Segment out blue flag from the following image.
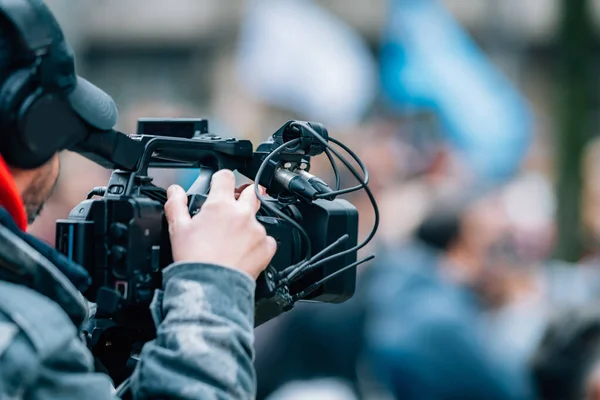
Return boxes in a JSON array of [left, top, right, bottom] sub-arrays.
[[381, 0, 533, 181]]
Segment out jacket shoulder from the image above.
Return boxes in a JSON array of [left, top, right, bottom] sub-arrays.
[[0, 282, 113, 399], [0, 281, 80, 359], [0, 281, 91, 396]]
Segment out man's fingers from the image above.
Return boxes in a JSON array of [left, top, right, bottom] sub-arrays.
[[165, 185, 190, 229], [238, 184, 261, 213], [208, 170, 236, 201], [244, 236, 278, 278], [265, 236, 277, 259]]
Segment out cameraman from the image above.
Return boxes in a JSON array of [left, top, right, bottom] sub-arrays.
[[0, 1, 276, 399]]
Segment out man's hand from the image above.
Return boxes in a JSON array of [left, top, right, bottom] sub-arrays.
[[164, 169, 277, 279]]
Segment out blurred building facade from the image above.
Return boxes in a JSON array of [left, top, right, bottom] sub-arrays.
[[41, 0, 574, 142]]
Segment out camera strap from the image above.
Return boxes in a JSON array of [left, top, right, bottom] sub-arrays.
[[0, 207, 91, 291]]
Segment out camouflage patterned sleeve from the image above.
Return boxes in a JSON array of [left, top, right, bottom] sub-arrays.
[[130, 262, 257, 400]]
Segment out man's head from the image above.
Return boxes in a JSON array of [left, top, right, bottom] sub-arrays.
[[415, 187, 507, 270], [415, 186, 518, 307], [0, 10, 58, 225], [0, 0, 117, 228]]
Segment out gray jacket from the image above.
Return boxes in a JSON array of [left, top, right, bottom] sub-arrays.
[[0, 223, 257, 399]]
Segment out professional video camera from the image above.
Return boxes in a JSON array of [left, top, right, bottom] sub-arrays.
[[55, 118, 378, 384]]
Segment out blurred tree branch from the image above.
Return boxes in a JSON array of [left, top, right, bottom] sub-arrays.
[[555, 0, 594, 261]]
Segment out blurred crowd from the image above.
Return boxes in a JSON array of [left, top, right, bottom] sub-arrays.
[[29, 0, 600, 399], [254, 128, 600, 400]]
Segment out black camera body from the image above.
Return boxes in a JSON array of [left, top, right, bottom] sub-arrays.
[[56, 119, 359, 332], [56, 187, 358, 323]]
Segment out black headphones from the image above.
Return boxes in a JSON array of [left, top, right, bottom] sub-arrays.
[[0, 0, 89, 169]]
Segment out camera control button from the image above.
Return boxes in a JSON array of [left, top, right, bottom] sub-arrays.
[[109, 246, 127, 262], [109, 223, 128, 242]]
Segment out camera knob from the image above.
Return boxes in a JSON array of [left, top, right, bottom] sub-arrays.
[[109, 223, 128, 242], [109, 245, 128, 279]]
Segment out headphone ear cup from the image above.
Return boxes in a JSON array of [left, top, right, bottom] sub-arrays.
[[0, 68, 35, 125], [0, 68, 43, 168], [0, 68, 85, 169], [19, 93, 87, 168]]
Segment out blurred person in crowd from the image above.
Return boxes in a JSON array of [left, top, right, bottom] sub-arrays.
[[365, 185, 535, 400], [0, 2, 276, 399], [483, 173, 600, 369], [366, 170, 600, 400], [531, 303, 600, 400], [525, 137, 600, 400]]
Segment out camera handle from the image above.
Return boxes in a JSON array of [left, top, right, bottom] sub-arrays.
[[186, 167, 213, 216]]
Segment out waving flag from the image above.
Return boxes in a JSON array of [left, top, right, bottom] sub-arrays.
[[381, 0, 533, 181]]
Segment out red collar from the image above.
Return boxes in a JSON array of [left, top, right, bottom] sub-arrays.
[[0, 155, 27, 231]]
